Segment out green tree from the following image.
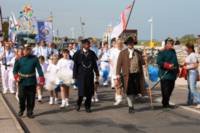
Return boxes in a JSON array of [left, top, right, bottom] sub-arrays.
[[180, 34, 197, 45]]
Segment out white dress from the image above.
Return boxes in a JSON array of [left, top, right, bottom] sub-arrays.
[[45, 64, 59, 91], [57, 58, 74, 85]]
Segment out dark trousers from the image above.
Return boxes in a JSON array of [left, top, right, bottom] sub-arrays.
[[160, 79, 175, 106], [18, 84, 36, 114], [127, 73, 141, 95], [77, 96, 92, 109]]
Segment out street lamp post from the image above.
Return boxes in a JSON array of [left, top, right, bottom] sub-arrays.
[[80, 17, 85, 37], [148, 17, 153, 46]]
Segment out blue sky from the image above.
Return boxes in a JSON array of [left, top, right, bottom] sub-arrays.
[[1, 0, 200, 40]]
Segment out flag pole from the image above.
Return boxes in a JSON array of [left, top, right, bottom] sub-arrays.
[[125, 0, 136, 30], [0, 6, 3, 40]]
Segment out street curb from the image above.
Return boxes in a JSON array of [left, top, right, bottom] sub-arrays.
[[154, 97, 200, 115], [0, 93, 24, 133], [178, 105, 200, 115]]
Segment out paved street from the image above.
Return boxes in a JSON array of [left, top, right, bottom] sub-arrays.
[[2, 81, 200, 133]]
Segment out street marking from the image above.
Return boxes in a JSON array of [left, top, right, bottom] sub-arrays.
[[154, 97, 200, 115]]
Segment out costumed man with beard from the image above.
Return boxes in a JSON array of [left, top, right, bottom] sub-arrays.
[[13, 44, 45, 118], [116, 37, 146, 113], [157, 38, 179, 108], [73, 39, 99, 113]]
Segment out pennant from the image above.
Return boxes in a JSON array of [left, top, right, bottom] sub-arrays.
[[111, 1, 135, 39]]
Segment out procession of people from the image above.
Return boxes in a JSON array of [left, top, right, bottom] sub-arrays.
[[1, 35, 200, 119]]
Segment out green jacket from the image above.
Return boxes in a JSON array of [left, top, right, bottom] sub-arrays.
[[13, 55, 44, 86], [156, 49, 179, 80]]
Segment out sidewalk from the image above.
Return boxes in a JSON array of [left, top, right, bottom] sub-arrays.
[[155, 78, 200, 114], [0, 93, 24, 133]]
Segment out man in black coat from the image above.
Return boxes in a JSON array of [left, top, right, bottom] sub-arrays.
[[73, 39, 99, 113]]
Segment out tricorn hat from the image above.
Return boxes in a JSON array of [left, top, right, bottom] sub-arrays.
[[124, 36, 135, 45]]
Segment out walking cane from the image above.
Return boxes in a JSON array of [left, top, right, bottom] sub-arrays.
[[147, 70, 169, 109]]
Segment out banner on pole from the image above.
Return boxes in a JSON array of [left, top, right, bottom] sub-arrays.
[[37, 21, 53, 43]]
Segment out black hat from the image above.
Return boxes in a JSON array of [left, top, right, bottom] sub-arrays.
[[81, 39, 90, 45], [124, 36, 134, 45]]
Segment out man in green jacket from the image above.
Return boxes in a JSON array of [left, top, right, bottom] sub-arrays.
[[13, 44, 45, 118], [157, 38, 179, 108]]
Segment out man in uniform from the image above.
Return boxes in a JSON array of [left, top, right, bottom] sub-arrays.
[[116, 37, 146, 113], [157, 38, 179, 108], [73, 39, 99, 113], [13, 44, 45, 118]]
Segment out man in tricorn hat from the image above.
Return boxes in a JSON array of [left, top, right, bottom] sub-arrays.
[[157, 37, 179, 108], [73, 39, 99, 113], [13, 44, 45, 118], [116, 36, 146, 113]]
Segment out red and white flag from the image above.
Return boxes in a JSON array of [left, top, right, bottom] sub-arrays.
[[111, 3, 134, 39]]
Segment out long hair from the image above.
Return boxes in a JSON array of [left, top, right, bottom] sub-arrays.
[[186, 43, 195, 52]]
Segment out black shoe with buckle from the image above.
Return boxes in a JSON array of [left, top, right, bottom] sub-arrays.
[[76, 106, 81, 112], [129, 107, 135, 114], [18, 111, 24, 117], [27, 112, 34, 119], [85, 107, 92, 113]]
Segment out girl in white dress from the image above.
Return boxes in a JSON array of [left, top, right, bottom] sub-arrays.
[[57, 49, 74, 108], [45, 55, 59, 105]]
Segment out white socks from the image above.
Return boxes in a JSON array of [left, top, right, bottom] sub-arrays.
[[60, 98, 69, 108], [127, 95, 134, 107], [114, 94, 122, 106]]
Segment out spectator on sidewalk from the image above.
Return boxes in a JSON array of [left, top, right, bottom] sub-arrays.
[[183, 43, 200, 108]]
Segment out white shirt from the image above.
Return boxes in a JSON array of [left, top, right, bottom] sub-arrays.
[[48, 48, 59, 56], [0, 49, 15, 66], [38, 46, 49, 60], [109, 48, 121, 76], [40, 63, 48, 73], [128, 48, 134, 59], [36, 63, 48, 78], [69, 50, 75, 58], [185, 52, 198, 70], [99, 49, 110, 62]]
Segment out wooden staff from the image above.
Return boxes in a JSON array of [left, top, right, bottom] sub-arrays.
[[143, 47, 154, 109]]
